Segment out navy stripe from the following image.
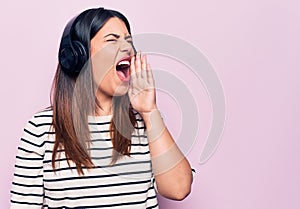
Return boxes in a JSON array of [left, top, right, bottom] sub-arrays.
[[11, 200, 42, 206], [130, 151, 150, 155], [44, 179, 151, 191], [45, 149, 60, 154], [89, 147, 113, 151], [16, 155, 43, 161], [12, 182, 43, 188], [88, 121, 111, 125], [44, 160, 151, 172], [132, 134, 147, 138], [20, 137, 45, 147], [91, 155, 112, 160], [34, 114, 53, 118], [28, 121, 52, 127], [45, 194, 157, 208], [15, 164, 43, 170], [91, 138, 111, 142], [44, 152, 112, 160], [131, 143, 149, 147], [134, 126, 146, 130], [147, 203, 159, 209], [24, 129, 54, 138], [11, 190, 43, 197], [90, 130, 110, 133], [44, 169, 152, 182], [14, 173, 43, 178], [17, 147, 43, 156], [44, 185, 154, 201]]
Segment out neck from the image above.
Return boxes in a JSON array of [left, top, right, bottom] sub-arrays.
[[95, 90, 113, 116]]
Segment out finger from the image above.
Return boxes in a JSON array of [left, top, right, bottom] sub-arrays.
[[141, 54, 147, 79], [146, 63, 155, 86], [130, 55, 136, 79], [135, 51, 142, 77], [128, 84, 133, 97]]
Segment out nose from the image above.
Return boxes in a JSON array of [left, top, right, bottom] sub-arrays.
[[119, 39, 134, 55]]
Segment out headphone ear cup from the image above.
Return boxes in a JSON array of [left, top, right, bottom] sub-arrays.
[[58, 45, 75, 74], [72, 40, 88, 73], [59, 40, 88, 74]]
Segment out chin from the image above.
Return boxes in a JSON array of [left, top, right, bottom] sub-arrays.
[[113, 84, 129, 96]]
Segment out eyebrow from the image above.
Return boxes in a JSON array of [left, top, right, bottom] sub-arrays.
[[104, 33, 132, 39]]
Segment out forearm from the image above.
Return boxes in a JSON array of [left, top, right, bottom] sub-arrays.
[[142, 109, 193, 200]]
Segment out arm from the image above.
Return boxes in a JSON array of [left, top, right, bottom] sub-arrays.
[[11, 116, 45, 209], [129, 52, 193, 200], [142, 109, 193, 200]]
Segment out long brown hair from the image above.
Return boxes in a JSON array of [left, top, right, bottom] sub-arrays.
[[51, 8, 136, 175]]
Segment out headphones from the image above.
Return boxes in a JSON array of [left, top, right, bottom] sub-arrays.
[[58, 8, 135, 74], [58, 8, 105, 74], [58, 13, 87, 74]]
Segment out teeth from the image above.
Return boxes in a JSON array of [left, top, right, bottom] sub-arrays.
[[117, 60, 130, 66]]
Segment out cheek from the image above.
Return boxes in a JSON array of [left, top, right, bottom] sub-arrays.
[[98, 69, 129, 96], [91, 46, 118, 85], [98, 70, 115, 91], [91, 45, 129, 96]]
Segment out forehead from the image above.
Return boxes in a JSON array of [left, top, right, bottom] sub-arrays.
[[97, 17, 129, 37]]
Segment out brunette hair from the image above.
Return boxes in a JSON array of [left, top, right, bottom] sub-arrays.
[[50, 7, 136, 175]]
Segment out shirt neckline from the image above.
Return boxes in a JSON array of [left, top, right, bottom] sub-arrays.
[[88, 114, 113, 123]]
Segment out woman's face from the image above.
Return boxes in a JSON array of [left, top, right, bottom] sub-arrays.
[[90, 17, 134, 98]]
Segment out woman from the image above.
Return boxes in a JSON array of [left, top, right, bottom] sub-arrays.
[[11, 7, 193, 208]]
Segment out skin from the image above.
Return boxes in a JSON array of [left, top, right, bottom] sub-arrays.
[[90, 17, 134, 114], [90, 17, 193, 200]]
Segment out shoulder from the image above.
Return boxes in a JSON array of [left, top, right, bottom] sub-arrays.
[[18, 107, 54, 156], [29, 107, 53, 124], [23, 107, 54, 139], [33, 106, 53, 118]]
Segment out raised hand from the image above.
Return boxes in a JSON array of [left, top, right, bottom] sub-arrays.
[[128, 51, 157, 116], [128, 53, 193, 201]]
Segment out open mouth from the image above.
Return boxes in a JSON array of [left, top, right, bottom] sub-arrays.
[[116, 57, 131, 81]]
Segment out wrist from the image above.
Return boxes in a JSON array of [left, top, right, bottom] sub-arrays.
[[140, 106, 159, 123], [142, 108, 165, 143]]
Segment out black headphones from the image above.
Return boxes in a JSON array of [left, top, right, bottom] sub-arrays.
[[58, 8, 134, 74], [58, 8, 105, 74], [58, 14, 88, 74]]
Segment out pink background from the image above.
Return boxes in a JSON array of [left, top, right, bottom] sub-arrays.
[[1, 0, 300, 208]]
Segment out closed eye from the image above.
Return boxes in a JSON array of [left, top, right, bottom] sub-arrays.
[[106, 39, 117, 42]]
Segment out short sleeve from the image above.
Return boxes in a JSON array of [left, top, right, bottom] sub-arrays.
[[10, 115, 48, 209]]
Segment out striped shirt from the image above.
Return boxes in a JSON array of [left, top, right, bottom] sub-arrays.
[[11, 108, 158, 209]]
